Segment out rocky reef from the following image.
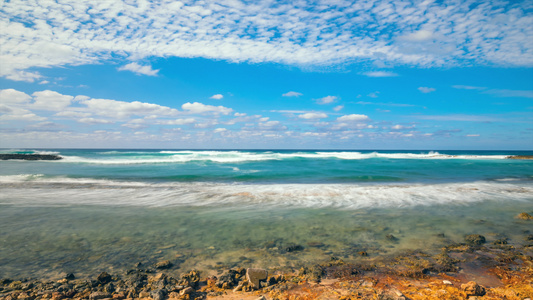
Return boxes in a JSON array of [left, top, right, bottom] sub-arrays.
[[1, 234, 532, 300], [0, 154, 62, 160], [507, 155, 533, 160]]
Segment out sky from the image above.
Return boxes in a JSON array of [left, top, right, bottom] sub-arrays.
[[0, 0, 532, 150]]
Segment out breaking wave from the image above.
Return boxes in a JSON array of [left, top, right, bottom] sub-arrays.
[[1, 175, 531, 209], [53, 150, 511, 165]]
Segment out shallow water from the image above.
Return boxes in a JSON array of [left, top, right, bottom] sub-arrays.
[[1, 199, 532, 280], [0, 149, 532, 280]]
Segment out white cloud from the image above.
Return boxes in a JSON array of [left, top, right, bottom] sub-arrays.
[[367, 92, 379, 98], [0, 112, 47, 122], [484, 89, 533, 99], [452, 85, 533, 98], [316, 96, 337, 105], [234, 113, 246, 117], [160, 118, 196, 125], [78, 118, 113, 124], [452, 85, 486, 90], [298, 112, 328, 120], [418, 87, 436, 93], [210, 94, 224, 100], [2, 0, 531, 82], [214, 128, 227, 133], [182, 102, 232, 115], [415, 114, 501, 122], [282, 91, 303, 97], [55, 111, 92, 118], [399, 30, 434, 42], [0, 89, 32, 104], [117, 62, 159, 76], [82, 98, 179, 118], [391, 124, 415, 130], [333, 105, 344, 112], [122, 119, 147, 129], [337, 114, 370, 122], [466, 134, 480, 137], [4, 70, 42, 83], [32, 90, 74, 111], [362, 71, 399, 78]]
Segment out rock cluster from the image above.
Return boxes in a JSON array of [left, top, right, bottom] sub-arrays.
[[0, 154, 62, 160], [0, 268, 204, 300]]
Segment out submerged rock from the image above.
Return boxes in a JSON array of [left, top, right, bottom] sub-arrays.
[[154, 260, 173, 269], [285, 244, 304, 252], [516, 212, 533, 220], [386, 234, 399, 241], [465, 234, 486, 245]]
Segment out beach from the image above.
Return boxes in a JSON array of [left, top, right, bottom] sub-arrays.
[[0, 149, 532, 299]]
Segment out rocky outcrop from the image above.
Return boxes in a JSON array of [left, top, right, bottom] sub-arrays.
[[246, 268, 268, 289], [0, 154, 62, 160], [507, 155, 533, 159], [461, 281, 486, 297], [465, 234, 486, 245], [516, 212, 533, 220]]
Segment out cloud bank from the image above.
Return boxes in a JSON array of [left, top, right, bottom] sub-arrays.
[[1, 0, 532, 81]]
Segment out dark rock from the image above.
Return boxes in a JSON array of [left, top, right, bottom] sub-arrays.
[[64, 273, 75, 280], [126, 272, 147, 289], [526, 235, 533, 241], [461, 281, 486, 297], [103, 282, 115, 293], [0, 154, 62, 160], [307, 241, 325, 248], [154, 260, 173, 269], [216, 270, 237, 289], [493, 238, 508, 245], [151, 288, 167, 300], [285, 244, 304, 252], [180, 270, 200, 288], [386, 234, 398, 241], [96, 272, 112, 284], [465, 234, 486, 245]]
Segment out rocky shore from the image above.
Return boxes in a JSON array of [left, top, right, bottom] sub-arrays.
[[2, 224, 532, 300], [0, 154, 62, 160], [507, 155, 533, 160]]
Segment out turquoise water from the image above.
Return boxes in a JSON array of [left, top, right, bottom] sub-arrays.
[[0, 149, 532, 279]]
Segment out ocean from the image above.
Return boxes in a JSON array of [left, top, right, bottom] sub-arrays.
[[1, 149, 532, 280]]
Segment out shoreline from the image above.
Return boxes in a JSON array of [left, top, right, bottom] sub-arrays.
[[2, 230, 532, 300]]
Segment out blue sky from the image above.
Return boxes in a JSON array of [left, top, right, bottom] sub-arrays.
[[0, 0, 532, 149]]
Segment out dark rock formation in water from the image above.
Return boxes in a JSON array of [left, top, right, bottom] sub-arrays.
[[507, 155, 533, 159], [0, 154, 62, 160]]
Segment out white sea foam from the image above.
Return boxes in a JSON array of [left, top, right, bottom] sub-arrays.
[[1, 175, 531, 209], [0, 149, 60, 155], [52, 151, 511, 165]]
